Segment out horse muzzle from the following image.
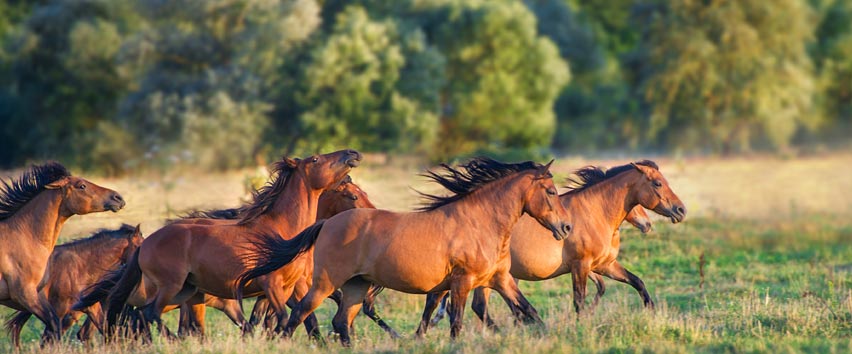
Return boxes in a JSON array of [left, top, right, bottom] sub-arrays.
[[668, 204, 686, 223], [344, 149, 363, 167], [550, 222, 572, 241], [106, 193, 126, 212]]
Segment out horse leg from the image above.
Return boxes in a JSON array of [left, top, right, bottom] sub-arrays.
[[590, 272, 606, 310], [291, 277, 320, 339], [598, 260, 654, 309], [263, 281, 296, 337], [144, 282, 189, 340], [490, 273, 542, 326], [8, 312, 32, 347], [415, 290, 447, 337], [280, 278, 337, 339], [248, 296, 269, 330], [428, 293, 448, 328], [215, 298, 248, 331], [13, 285, 61, 344], [332, 277, 371, 347], [358, 285, 399, 339], [81, 302, 105, 338], [77, 316, 96, 342], [448, 276, 475, 339], [570, 261, 592, 315], [471, 287, 499, 330]]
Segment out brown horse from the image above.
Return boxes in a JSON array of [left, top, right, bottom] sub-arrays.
[[102, 150, 360, 338], [0, 162, 125, 344], [5, 224, 143, 345], [445, 161, 685, 328], [424, 204, 653, 329], [174, 176, 388, 336], [237, 157, 573, 346]]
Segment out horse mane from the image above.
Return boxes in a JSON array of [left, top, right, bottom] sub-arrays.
[[237, 159, 297, 225], [562, 160, 659, 195], [0, 161, 71, 221], [166, 207, 243, 224], [417, 157, 541, 211], [57, 224, 138, 252]]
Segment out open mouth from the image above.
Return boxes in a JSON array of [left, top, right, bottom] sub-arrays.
[[107, 203, 123, 212]]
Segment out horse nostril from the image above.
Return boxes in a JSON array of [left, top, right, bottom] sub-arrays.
[[676, 205, 686, 215], [562, 223, 571, 234], [113, 194, 124, 203]]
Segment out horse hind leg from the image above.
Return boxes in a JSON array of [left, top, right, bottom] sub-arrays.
[[332, 277, 371, 347], [361, 285, 400, 339], [471, 287, 499, 330], [291, 277, 320, 340]]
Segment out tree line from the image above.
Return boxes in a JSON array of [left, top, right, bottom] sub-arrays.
[[1, 0, 849, 174]]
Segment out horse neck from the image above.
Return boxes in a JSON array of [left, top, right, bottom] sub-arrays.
[[260, 172, 322, 236], [4, 190, 68, 250], [570, 171, 639, 231], [73, 238, 128, 273], [439, 175, 527, 242]]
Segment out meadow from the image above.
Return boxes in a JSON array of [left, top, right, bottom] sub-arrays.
[[2, 153, 851, 353]]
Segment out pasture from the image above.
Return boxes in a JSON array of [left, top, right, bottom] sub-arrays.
[[2, 153, 851, 353]]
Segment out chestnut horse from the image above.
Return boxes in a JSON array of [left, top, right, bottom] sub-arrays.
[[102, 150, 360, 338], [425, 204, 653, 329], [0, 162, 125, 344], [441, 161, 685, 329], [5, 224, 142, 345], [237, 157, 573, 346]]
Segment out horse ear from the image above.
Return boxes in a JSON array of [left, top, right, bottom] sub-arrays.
[[536, 160, 554, 179], [134, 224, 142, 234], [44, 178, 68, 190], [631, 162, 653, 178], [282, 157, 299, 168]]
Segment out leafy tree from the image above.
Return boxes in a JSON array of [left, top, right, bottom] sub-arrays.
[[634, 0, 817, 153], [431, 0, 570, 159]]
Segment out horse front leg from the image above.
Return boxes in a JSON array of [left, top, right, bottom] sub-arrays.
[[416, 290, 447, 337], [490, 272, 542, 326], [361, 285, 400, 339], [471, 286, 499, 330], [570, 261, 592, 315], [589, 272, 606, 310], [597, 260, 654, 309], [448, 275, 475, 339]]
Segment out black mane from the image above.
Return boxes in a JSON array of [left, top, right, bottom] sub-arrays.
[[0, 162, 71, 221], [417, 157, 541, 211], [563, 160, 659, 195], [237, 159, 297, 225], [57, 224, 138, 251]]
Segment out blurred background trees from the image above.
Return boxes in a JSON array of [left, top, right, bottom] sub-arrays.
[[0, 0, 848, 174]]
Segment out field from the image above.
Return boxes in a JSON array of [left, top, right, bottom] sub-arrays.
[[2, 153, 852, 353]]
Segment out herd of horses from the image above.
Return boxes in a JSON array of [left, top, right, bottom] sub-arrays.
[[0, 149, 686, 348]]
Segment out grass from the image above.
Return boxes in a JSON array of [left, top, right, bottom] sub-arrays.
[[2, 154, 852, 353]]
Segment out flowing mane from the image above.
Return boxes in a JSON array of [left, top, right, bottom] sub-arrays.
[[237, 159, 297, 225], [417, 157, 541, 211], [0, 162, 71, 221], [57, 224, 138, 252], [562, 160, 659, 195]]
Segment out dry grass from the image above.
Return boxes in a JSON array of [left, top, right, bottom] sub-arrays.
[[2, 153, 852, 353]]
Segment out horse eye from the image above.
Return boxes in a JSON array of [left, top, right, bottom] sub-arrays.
[[77, 183, 87, 190], [546, 188, 557, 195], [350, 195, 358, 201], [653, 180, 662, 188], [312, 157, 319, 163]]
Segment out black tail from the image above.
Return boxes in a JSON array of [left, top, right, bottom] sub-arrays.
[[105, 248, 143, 333], [235, 220, 326, 306], [73, 265, 127, 312], [4, 311, 32, 347]]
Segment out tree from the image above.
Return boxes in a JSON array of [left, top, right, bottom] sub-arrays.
[[431, 1, 570, 159], [634, 0, 817, 153]]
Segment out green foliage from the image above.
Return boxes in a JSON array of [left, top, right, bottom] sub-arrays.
[[635, 0, 818, 153]]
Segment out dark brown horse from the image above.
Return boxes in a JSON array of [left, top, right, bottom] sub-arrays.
[[0, 162, 125, 344], [5, 224, 143, 345], [424, 204, 653, 328], [237, 157, 573, 346], [102, 150, 360, 338], [428, 161, 685, 329]]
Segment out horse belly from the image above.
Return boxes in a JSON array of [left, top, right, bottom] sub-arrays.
[[364, 245, 450, 294], [509, 224, 566, 281]]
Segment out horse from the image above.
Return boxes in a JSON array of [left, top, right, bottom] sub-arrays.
[[424, 204, 653, 329], [174, 176, 396, 337], [424, 161, 685, 330], [101, 150, 360, 339], [236, 157, 573, 346], [4, 224, 143, 346], [0, 162, 125, 344]]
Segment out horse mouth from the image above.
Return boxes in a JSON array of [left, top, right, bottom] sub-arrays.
[[346, 159, 361, 167], [106, 203, 124, 212]]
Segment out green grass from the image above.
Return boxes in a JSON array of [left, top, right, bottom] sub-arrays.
[[3, 214, 851, 353]]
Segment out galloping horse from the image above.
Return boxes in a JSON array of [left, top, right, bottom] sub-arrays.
[[424, 204, 653, 329], [434, 161, 685, 328], [5, 224, 142, 345], [0, 162, 125, 344], [103, 150, 360, 338], [237, 157, 573, 346]]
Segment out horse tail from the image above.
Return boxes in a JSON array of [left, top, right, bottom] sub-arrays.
[[105, 248, 143, 332], [235, 220, 326, 307], [73, 265, 127, 312], [5, 311, 32, 347]]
